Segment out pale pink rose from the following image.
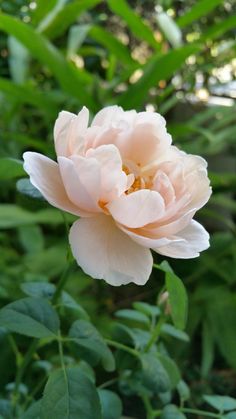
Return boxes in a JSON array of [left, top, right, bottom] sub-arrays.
[[23, 106, 211, 286]]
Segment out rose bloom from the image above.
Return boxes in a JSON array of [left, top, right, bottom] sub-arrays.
[[23, 106, 211, 286]]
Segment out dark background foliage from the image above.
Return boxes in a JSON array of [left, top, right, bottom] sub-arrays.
[[0, 0, 236, 418]]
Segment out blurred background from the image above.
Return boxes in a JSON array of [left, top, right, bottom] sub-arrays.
[[0, 0, 236, 414]]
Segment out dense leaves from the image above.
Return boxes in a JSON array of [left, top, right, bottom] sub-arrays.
[[0, 0, 235, 418]]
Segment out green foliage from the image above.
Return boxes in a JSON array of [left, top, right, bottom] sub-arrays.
[[41, 367, 102, 419], [0, 297, 60, 338], [0, 0, 236, 417]]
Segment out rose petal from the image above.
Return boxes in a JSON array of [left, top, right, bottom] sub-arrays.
[[69, 215, 153, 286], [23, 152, 88, 217], [153, 220, 210, 258], [86, 144, 128, 202], [58, 156, 101, 213], [107, 189, 165, 228], [54, 107, 89, 156], [91, 105, 123, 127]]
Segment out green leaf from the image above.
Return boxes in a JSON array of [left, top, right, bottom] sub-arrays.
[[16, 178, 44, 200], [0, 78, 57, 114], [112, 322, 150, 349], [140, 353, 171, 394], [161, 404, 187, 419], [0, 204, 75, 229], [0, 13, 94, 108], [177, 380, 191, 402], [21, 282, 56, 299], [22, 400, 41, 419], [177, 0, 224, 28], [161, 324, 189, 342], [60, 292, 89, 320], [8, 36, 29, 84], [165, 271, 188, 330], [67, 24, 91, 59], [0, 399, 12, 419], [132, 302, 161, 318], [201, 321, 214, 377], [69, 320, 115, 372], [37, 0, 67, 33], [30, 0, 57, 25], [0, 297, 60, 338], [155, 260, 174, 274], [77, 361, 95, 383], [118, 44, 200, 109], [114, 309, 150, 326], [157, 354, 181, 389], [24, 246, 67, 278], [42, 0, 101, 40], [89, 26, 138, 68], [107, 0, 158, 50], [41, 367, 102, 419], [203, 395, 236, 412], [18, 225, 44, 253], [224, 413, 236, 419], [156, 12, 182, 48], [98, 390, 122, 419], [201, 16, 236, 42], [0, 158, 25, 180]]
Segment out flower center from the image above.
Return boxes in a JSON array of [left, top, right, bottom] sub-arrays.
[[123, 164, 152, 194]]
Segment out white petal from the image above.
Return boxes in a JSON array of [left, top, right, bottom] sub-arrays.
[[153, 220, 210, 259], [54, 110, 76, 156], [69, 215, 153, 286], [54, 107, 89, 156], [107, 189, 165, 228], [23, 152, 88, 217], [91, 106, 123, 127], [86, 144, 127, 201], [58, 156, 101, 213]]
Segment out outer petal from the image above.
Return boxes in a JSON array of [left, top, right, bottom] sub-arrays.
[[54, 107, 89, 156], [107, 190, 165, 228], [153, 220, 210, 259], [58, 156, 101, 213], [23, 152, 88, 217], [69, 215, 153, 286]]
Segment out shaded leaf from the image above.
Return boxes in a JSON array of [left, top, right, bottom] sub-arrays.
[[161, 324, 189, 342], [98, 389, 122, 419], [161, 404, 187, 419], [41, 367, 102, 419], [0, 158, 25, 180], [21, 400, 41, 419], [115, 309, 150, 326], [0, 297, 59, 338], [140, 353, 171, 394], [203, 395, 236, 412], [165, 271, 188, 330], [16, 178, 44, 200], [133, 302, 161, 318], [21, 282, 56, 300], [69, 320, 115, 372]]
